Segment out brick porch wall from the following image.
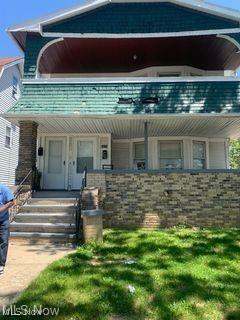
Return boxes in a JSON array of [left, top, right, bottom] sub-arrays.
[[88, 171, 240, 228], [15, 121, 38, 185]]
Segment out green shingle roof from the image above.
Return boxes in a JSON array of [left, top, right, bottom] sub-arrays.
[[43, 3, 238, 34], [8, 81, 240, 116]]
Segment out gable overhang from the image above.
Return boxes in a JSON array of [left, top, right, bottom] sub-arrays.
[[7, 0, 240, 51]]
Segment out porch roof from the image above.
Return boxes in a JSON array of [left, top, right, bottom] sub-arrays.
[[8, 78, 240, 115], [4, 115, 240, 139]]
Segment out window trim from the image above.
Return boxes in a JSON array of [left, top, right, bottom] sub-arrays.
[[159, 140, 183, 169]]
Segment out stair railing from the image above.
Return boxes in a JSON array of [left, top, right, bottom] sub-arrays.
[[10, 168, 36, 222], [75, 166, 87, 242]]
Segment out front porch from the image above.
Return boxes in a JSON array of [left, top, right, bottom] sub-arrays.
[[9, 114, 239, 190]]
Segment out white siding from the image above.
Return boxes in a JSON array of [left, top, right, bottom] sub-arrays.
[[209, 141, 227, 169], [0, 63, 22, 185]]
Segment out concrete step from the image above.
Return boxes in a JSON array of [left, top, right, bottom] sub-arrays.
[[11, 222, 76, 234], [32, 191, 79, 199], [28, 198, 77, 206], [14, 212, 75, 224], [20, 204, 76, 214], [10, 232, 76, 244]]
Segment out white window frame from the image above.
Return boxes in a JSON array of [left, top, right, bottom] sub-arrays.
[[159, 140, 183, 169], [5, 126, 12, 148]]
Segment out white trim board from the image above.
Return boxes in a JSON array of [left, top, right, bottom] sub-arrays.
[[4, 113, 240, 121], [40, 28, 240, 39], [23, 76, 240, 84]]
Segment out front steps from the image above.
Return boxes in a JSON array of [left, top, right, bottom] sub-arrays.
[[10, 196, 77, 243]]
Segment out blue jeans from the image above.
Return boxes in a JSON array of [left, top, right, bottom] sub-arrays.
[[0, 220, 10, 266]]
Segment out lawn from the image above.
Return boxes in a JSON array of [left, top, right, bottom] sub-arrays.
[[6, 229, 240, 320]]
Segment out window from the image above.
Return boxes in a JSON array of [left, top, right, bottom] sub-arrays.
[[134, 142, 145, 170], [157, 73, 180, 77], [5, 127, 11, 148], [76, 141, 94, 173], [193, 141, 206, 169], [159, 141, 183, 169], [12, 76, 18, 99], [48, 140, 63, 174]]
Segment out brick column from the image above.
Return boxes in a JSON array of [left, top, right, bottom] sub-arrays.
[[16, 121, 38, 185]]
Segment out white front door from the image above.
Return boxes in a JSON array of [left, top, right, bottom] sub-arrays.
[[44, 137, 66, 189], [72, 138, 97, 189]]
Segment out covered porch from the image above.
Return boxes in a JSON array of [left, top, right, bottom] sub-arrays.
[[7, 114, 240, 191]]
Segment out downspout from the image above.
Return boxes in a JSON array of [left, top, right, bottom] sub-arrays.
[[144, 121, 149, 170]]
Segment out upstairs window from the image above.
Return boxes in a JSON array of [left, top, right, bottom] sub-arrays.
[[12, 76, 18, 99], [159, 141, 183, 169], [5, 126, 11, 148], [193, 141, 206, 169], [157, 73, 181, 77]]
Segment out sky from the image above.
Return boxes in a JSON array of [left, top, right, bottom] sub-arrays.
[[0, 0, 240, 57]]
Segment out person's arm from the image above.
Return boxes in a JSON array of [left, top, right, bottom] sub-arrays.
[[0, 201, 14, 213]]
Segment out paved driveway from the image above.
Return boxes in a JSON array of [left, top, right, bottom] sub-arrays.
[[0, 241, 74, 309]]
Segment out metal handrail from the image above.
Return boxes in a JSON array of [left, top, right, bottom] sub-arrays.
[[10, 169, 36, 222], [14, 169, 33, 198], [76, 166, 87, 242]]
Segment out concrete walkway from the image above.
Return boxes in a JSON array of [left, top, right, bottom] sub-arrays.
[[0, 241, 75, 309]]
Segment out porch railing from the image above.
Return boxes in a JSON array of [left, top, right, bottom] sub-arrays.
[[75, 166, 87, 242], [10, 169, 37, 222]]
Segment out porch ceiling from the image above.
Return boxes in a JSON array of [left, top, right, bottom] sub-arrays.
[[7, 115, 240, 139], [39, 36, 240, 74]]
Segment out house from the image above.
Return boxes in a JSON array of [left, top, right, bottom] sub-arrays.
[[5, 0, 240, 230], [0, 58, 23, 185]]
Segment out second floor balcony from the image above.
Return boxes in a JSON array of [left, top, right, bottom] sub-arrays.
[[33, 35, 240, 79]]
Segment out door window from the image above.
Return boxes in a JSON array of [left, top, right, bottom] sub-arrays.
[[48, 140, 63, 174], [76, 141, 94, 173]]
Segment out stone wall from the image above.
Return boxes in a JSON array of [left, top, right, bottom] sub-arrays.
[[88, 171, 240, 228]]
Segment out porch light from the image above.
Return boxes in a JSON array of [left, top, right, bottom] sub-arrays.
[[133, 54, 138, 61]]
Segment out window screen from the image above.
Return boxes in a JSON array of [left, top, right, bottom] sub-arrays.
[[48, 140, 63, 174], [5, 127, 11, 148], [159, 141, 183, 169], [76, 141, 94, 173], [12, 76, 18, 99], [193, 141, 206, 169], [134, 143, 145, 160]]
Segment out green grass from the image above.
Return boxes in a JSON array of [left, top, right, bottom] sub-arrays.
[[5, 229, 240, 320]]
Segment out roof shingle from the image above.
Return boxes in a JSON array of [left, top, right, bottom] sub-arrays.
[[8, 81, 240, 116]]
